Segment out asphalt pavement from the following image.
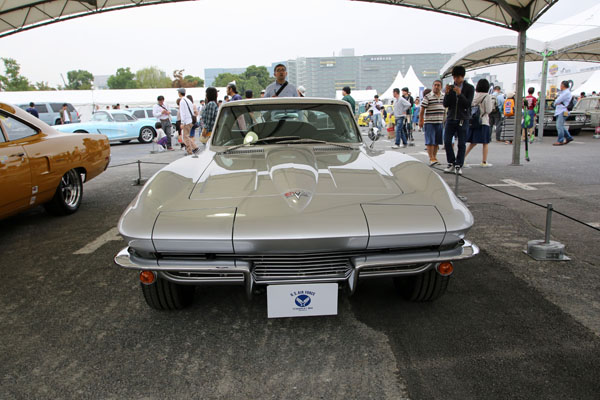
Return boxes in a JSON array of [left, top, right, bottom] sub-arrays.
[[1, 131, 599, 399]]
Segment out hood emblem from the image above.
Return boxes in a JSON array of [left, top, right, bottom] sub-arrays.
[[284, 190, 310, 200]]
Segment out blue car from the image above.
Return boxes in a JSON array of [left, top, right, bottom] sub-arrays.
[[55, 110, 156, 143], [127, 107, 178, 126]]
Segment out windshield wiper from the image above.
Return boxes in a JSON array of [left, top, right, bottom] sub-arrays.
[[218, 136, 301, 155], [274, 138, 355, 150]]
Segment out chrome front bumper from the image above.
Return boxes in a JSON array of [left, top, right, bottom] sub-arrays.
[[114, 240, 479, 297]]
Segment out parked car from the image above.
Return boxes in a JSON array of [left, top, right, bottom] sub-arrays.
[[114, 98, 478, 313], [357, 104, 395, 127], [127, 107, 178, 124], [55, 110, 156, 143], [536, 98, 587, 135], [17, 102, 81, 126], [0, 102, 110, 219], [573, 96, 600, 129]]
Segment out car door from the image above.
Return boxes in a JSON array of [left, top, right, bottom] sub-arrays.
[[90, 111, 125, 140], [0, 112, 33, 218], [112, 112, 137, 139]]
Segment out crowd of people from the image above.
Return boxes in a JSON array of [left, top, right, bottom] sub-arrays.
[[23, 62, 593, 165]]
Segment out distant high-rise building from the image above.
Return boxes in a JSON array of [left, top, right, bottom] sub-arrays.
[[287, 51, 453, 98]]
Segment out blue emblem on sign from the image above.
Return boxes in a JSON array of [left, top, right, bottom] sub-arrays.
[[295, 294, 311, 307]]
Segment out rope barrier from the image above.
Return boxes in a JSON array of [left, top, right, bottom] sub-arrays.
[[432, 166, 600, 233]]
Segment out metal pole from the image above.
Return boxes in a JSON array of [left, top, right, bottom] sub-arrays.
[[544, 203, 553, 244], [454, 167, 460, 196], [511, 29, 527, 166], [137, 160, 141, 185], [538, 52, 549, 141]]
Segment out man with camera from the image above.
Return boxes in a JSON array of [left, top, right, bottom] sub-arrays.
[[443, 65, 475, 175]]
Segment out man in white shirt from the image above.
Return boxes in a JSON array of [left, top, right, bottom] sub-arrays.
[[391, 89, 411, 149], [370, 95, 383, 130], [264, 64, 298, 98], [152, 95, 174, 150], [177, 88, 199, 155]]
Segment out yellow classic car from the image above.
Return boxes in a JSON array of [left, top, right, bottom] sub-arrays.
[[0, 102, 110, 219], [357, 104, 395, 127]]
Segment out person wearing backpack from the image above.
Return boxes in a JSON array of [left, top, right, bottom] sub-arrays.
[[552, 80, 574, 146], [466, 79, 495, 167]]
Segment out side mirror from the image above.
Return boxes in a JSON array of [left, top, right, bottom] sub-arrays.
[[368, 126, 381, 142]]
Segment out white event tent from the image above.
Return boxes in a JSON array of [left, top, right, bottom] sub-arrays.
[[335, 89, 377, 103], [574, 70, 600, 94], [440, 5, 600, 143], [380, 70, 405, 100]]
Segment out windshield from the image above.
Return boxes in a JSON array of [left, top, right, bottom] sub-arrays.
[[212, 103, 361, 146]]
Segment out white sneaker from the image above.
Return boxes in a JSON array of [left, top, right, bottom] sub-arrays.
[[443, 164, 454, 173], [391, 145, 400, 149], [480, 162, 492, 167], [456, 167, 463, 175], [401, 144, 407, 148]]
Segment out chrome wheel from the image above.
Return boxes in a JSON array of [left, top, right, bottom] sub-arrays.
[[139, 127, 154, 143], [60, 169, 82, 208], [44, 168, 83, 215]]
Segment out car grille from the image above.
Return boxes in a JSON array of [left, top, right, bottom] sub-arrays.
[[247, 253, 352, 282]]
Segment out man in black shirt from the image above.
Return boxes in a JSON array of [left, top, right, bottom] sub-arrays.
[[443, 66, 474, 175]]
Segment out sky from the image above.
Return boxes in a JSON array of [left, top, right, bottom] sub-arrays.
[[1, 0, 599, 88]]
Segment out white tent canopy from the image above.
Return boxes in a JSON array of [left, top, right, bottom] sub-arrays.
[[380, 70, 405, 99], [0, 1, 558, 38], [402, 66, 425, 97], [440, 4, 600, 77], [335, 89, 377, 103], [574, 70, 600, 94]]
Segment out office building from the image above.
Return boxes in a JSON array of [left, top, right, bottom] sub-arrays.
[[287, 51, 453, 98]]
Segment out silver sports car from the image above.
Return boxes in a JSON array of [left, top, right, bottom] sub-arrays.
[[115, 98, 478, 315]]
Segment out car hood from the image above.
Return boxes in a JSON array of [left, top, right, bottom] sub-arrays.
[[119, 145, 473, 254], [190, 146, 403, 206]]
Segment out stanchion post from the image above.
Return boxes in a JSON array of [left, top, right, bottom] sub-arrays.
[[544, 203, 553, 244]]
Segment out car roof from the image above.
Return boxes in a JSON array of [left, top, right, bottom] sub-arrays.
[[220, 97, 351, 108]]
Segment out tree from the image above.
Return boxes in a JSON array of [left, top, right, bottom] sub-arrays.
[[135, 66, 171, 88], [171, 69, 204, 88], [35, 81, 56, 91], [107, 67, 138, 89], [212, 66, 274, 97], [0, 58, 33, 91], [65, 69, 94, 90]]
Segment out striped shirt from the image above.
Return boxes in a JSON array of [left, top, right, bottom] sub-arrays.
[[421, 92, 445, 124]]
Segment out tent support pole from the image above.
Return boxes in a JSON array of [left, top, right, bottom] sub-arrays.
[[538, 53, 549, 142], [512, 28, 526, 166]]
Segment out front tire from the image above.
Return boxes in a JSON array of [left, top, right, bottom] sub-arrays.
[[141, 278, 195, 310], [138, 126, 155, 143], [394, 268, 450, 302], [44, 169, 83, 216]]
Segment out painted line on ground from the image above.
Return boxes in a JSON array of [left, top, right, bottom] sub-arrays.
[[487, 179, 555, 191], [74, 227, 121, 254]]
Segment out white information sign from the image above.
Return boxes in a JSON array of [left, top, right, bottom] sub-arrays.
[[267, 283, 338, 318]]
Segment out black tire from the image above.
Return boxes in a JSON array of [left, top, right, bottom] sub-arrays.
[[570, 129, 581, 136], [74, 130, 88, 133], [120, 140, 132, 143], [138, 126, 155, 143], [44, 169, 83, 216], [141, 278, 195, 310], [393, 268, 450, 302]]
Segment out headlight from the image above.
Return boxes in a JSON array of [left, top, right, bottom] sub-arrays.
[[544, 117, 554, 123], [575, 115, 585, 122]]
